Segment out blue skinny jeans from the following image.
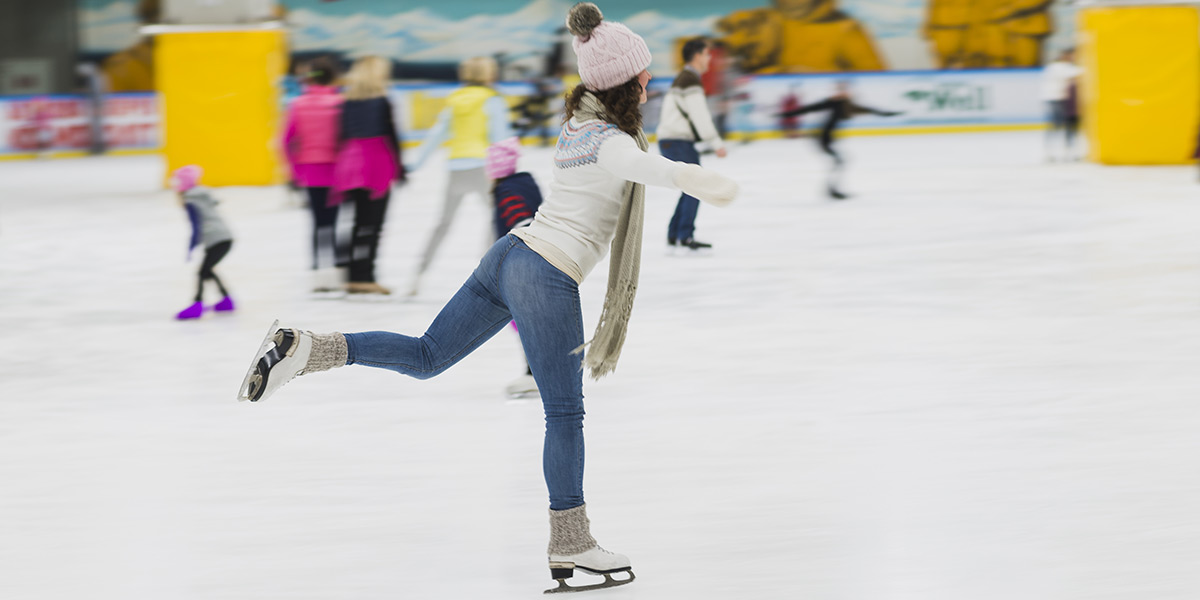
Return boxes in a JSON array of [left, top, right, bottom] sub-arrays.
[[343, 235, 586, 510]]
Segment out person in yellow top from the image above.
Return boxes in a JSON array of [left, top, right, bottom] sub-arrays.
[[406, 56, 513, 296], [717, 0, 886, 73]]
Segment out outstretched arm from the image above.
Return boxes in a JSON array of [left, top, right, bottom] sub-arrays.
[[778, 98, 839, 118], [184, 202, 201, 257], [407, 107, 451, 172], [486, 95, 513, 144], [849, 102, 902, 117], [596, 135, 738, 206]]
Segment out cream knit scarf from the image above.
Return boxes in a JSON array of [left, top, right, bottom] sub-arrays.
[[573, 91, 647, 379]]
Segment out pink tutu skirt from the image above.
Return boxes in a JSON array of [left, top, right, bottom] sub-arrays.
[[332, 137, 398, 204]]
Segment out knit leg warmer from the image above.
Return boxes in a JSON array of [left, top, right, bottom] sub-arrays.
[[302, 332, 347, 374], [548, 504, 598, 556]]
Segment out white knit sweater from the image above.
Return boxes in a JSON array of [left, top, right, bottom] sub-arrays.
[[512, 117, 736, 283]]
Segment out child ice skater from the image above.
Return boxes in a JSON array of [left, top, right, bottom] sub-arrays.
[[485, 136, 545, 399], [236, 3, 737, 593], [174, 165, 234, 320]]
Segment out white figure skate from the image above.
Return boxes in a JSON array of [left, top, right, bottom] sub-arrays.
[[236, 320, 313, 402], [505, 373, 539, 399], [545, 546, 634, 594]]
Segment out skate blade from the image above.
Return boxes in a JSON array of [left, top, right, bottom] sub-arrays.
[[237, 319, 280, 402], [544, 570, 634, 594], [507, 390, 540, 400], [343, 293, 400, 303], [309, 290, 347, 300]]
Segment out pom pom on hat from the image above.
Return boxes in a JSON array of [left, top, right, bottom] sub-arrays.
[[171, 165, 202, 192], [567, 2, 652, 91], [566, 2, 603, 40], [485, 137, 521, 180]]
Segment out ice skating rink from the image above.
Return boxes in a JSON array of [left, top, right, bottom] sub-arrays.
[[2, 131, 1199, 599]]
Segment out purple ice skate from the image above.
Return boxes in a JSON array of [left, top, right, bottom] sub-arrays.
[[175, 301, 204, 320], [212, 296, 235, 313]]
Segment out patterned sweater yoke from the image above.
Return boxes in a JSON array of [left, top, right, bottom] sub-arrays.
[[554, 119, 623, 169]]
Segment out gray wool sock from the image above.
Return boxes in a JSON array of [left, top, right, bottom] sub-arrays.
[[302, 332, 347, 374], [548, 504, 598, 556]]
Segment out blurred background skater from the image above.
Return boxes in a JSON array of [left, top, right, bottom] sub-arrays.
[[30, 97, 54, 158], [656, 37, 727, 251], [780, 86, 803, 139], [173, 165, 234, 320], [778, 81, 901, 199], [405, 56, 512, 296], [1041, 48, 1083, 162], [282, 57, 346, 295], [485, 137, 545, 399], [730, 76, 756, 144], [332, 56, 405, 296]]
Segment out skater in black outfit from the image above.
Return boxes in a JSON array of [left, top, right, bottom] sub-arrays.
[[779, 82, 901, 199]]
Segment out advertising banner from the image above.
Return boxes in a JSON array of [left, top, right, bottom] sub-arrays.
[[0, 93, 158, 157], [0, 69, 1045, 158], [724, 69, 1045, 137]]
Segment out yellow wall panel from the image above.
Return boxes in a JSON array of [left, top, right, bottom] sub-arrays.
[[156, 30, 287, 186], [1079, 6, 1200, 165]]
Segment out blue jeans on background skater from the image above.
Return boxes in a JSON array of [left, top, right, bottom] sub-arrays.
[[343, 235, 586, 510], [660, 139, 701, 243]]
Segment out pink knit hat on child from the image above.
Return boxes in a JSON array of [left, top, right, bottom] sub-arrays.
[[567, 3, 652, 91], [485, 137, 522, 180], [171, 165, 202, 192]]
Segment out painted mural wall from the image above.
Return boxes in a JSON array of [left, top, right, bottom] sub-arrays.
[[79, 0, 1078, 91]]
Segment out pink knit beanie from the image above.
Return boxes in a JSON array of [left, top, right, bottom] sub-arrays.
[[485, 137, 521, 180], [567, 3, 652, 91], [171, 165, 202, 192]]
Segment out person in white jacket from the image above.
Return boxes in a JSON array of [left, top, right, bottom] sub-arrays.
[[235, 3, 737, 594], [1041, 48, 1083, 162], [656, 36, 727, 250]]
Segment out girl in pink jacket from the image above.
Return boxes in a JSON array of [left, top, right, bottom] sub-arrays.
[[283, 57, 344, 293]]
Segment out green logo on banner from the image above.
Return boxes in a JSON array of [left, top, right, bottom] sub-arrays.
[[905, 83, 989, 112]]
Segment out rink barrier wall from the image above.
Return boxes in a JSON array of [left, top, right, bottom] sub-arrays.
[[0, 69, 1049, 161], [1078, 5, 1200, 165], [156, 30, 289, 186]]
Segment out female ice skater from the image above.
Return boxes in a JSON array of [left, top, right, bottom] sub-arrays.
[[779, 81, 901, 199], [282, 57, 345, 293], [235, 3, 737, 593], [332, 55, 405, 295]]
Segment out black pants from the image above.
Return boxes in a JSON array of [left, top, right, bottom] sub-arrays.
[[1047, 100, 1078, 149], [818, 125, 845, 192], [345, 189, 390, 283], [306, 187, 339, 270], [196, 240, 231, 302]]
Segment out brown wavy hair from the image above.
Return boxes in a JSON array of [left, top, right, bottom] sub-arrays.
[[563, 77, 644, 137]]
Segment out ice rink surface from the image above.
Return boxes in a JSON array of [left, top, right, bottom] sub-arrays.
[[2, 131, 1199, 599]]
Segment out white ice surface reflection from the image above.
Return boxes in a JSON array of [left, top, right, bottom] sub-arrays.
[[2, 132, 1199, 599]]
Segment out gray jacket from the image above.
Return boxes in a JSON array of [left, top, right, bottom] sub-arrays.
[[184, 187, 233, 249]]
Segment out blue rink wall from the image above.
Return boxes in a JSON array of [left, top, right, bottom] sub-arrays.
[[0, 69, 1047, 159]]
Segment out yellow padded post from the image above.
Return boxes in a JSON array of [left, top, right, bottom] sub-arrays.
[[1078, 6, 1200, 165], [155, 30, 287, 186]]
